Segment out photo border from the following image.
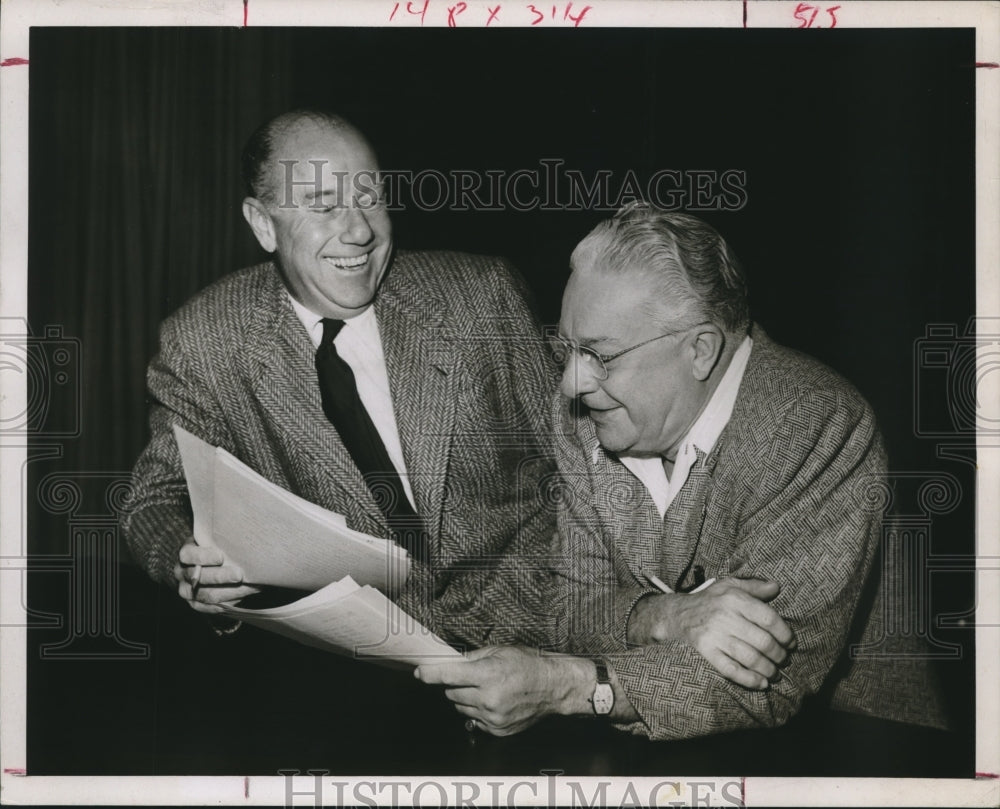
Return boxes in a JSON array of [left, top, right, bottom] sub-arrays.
[[1, 1, 997, 805]]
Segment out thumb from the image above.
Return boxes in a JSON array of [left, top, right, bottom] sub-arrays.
[[726, 577, 781, 601]]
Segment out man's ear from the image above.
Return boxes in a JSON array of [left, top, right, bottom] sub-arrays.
[[242, 197, 277, 253], [690, 324, 725, 382]]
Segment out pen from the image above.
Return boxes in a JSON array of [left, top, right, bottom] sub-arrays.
[[189, 564, 202, 599], [647, 574, 717, 594]]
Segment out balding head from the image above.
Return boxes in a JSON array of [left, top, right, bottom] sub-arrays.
[[241, 110, 368, 205]]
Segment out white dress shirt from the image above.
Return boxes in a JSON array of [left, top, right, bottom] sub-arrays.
[[617, 335, 753, 519], [288, 294, 417, 510]]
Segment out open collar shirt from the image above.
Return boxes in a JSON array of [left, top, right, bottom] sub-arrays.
[[615, 335, 753, 518]]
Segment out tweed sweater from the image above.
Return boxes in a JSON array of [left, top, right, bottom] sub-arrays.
[[550, 325, 948, 739]]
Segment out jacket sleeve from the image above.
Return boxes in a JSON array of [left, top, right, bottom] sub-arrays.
[[392, 259, 561, 649], [556, 388, 887, 740], [121, 311, 235, 585], [549, 396, 658, 655]]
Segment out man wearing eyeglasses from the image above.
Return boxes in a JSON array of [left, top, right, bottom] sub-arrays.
[[418, 203, 947, 740]]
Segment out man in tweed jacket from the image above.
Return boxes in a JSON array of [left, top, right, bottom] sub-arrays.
[[122, 110, 555, 648], [418, 204, 947, 738]]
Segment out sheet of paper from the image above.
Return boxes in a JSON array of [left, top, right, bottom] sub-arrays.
[[173, 425, 410, 593], [172, 424, 216, 547], [223, 577, 462, 669]]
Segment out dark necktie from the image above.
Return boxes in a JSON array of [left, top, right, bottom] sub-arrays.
[[315, 318, 428, 563]]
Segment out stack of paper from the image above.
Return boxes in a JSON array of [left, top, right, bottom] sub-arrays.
[[173, 425, 410, 593], [222, 576, 462, 669], [173, 426, 462, 667]]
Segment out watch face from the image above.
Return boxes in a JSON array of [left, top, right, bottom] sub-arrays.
[[592, 682, 614, 715]]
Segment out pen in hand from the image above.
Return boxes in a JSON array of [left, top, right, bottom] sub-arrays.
[[189, 564, 202, 600], [647, 573, 716, 594]]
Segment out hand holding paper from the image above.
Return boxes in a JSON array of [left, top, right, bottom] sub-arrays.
[[173, 540, 260, 613], [172, 424, 410, 594], [171, 425, 458, 668]]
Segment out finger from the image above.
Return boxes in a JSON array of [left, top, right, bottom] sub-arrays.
[[187, 600, 224, 615], [444, 687, 483, 707], [178, 579, 254, 608], [724, 637, 779, 681], [742, 600, 796, 648], [452, 703, 485, 721], [457, 709, 501, 736], [178, 544, 225, 566], [415, 661, 482, 687], [740, 623, 788, 666], [190, 565, 245, 587], [726, 577, 780, 601], [705, 649, 768, 690], [195, 584, 261, 605]]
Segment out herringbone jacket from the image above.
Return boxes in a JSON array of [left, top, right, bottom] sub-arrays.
[[551, 325, 948, 739], [122, 250, 558, 648]]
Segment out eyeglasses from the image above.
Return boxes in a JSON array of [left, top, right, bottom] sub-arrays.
[[551, 322, 709, 381]]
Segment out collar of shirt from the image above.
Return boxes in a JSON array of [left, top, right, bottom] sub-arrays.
[[612, 334, 753, 518], [287, 293, 380, 352]]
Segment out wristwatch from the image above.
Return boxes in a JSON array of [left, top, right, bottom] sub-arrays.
[[591, 659, 614, 716]]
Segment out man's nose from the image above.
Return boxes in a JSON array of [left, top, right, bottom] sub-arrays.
[[340, 205, 374, 245], [559, 353, 600, 399]]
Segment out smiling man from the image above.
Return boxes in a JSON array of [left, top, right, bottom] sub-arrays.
[[122, 110, 556, 649], [417, 203, 948, 740]]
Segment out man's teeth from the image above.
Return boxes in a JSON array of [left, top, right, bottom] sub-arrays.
[[326, 255, 368, 269]]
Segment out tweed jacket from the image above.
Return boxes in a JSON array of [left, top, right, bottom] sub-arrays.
[[123, 250, 558, 648], [551, 325, 948, 739]]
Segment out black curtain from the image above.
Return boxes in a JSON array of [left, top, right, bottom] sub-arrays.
[[29, 28, 292, 552]]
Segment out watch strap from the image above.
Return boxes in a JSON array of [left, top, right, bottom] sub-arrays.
[[590, 658, 614, 716]]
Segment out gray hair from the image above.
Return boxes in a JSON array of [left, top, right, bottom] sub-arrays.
[[570, 202, 750, 334]]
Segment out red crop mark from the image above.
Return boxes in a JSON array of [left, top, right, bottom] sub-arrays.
[[448, 1, 468, 26], [244, 776, 250, 798], [1, 58, 29, 67], [243, 0, 248, 27], [976, 771, 1000, 778], [742, 0, 747, 28], [3, 768, 26, 775], [740, 776, 746, 807], [975, 62, 1000, 69]]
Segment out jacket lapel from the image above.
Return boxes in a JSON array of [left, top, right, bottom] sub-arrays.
[[662, 323, 770, 587], [661, 447, 719, 589], [241, 264, 389, 536], [376, 267, 459, 541], [580, 424, 664, 585]]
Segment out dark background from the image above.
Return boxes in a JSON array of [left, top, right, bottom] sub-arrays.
[[25, 27, 977, 776]]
